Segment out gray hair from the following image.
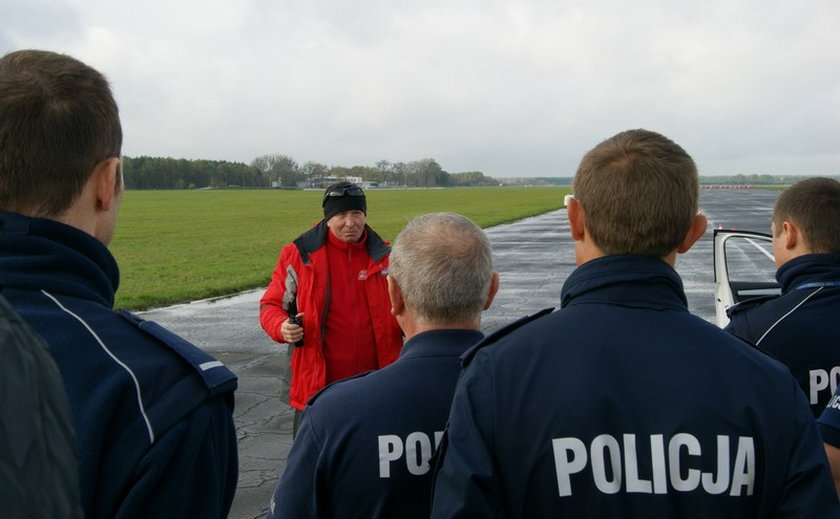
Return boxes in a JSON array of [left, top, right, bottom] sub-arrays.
[[389, 212, 493, 325]]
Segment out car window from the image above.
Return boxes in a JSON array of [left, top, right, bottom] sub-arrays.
[[713, 230, 780, 326]]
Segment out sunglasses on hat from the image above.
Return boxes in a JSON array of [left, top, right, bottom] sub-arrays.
[[322, 185, 364, 204]]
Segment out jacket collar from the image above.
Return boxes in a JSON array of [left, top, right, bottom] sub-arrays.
[[399, 329, 485, 360], [777, 253, 840, 292], [293, 220, 390, 265], [326, 226, 368, 251], [560, 255, 688, 311], [0, 211, 119, 307]]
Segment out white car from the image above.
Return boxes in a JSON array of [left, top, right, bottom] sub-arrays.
[[713, 229, 781, 327]]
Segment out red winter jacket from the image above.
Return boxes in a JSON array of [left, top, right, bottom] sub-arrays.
[[259, 221, 403, 410]]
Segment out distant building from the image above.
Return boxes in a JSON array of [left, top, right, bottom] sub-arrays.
[[306, 176, 364, 189]]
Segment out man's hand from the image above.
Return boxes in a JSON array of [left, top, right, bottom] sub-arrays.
[[281, 313, 305, 345]]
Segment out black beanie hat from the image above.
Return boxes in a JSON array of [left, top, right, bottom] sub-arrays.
[[322, 182, 367, 221]]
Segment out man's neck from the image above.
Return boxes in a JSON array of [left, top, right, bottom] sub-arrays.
[[400, 320, 481, 341]]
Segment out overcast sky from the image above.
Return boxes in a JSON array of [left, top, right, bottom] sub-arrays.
[[2, 0, 838, 177]]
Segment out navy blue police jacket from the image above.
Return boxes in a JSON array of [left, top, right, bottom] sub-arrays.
[[0, 211, 239, 519], [431, 255, 839, 518], [268, 328, 484, 519], [726, 253, 840, 416], [819, 388, 840, 449]]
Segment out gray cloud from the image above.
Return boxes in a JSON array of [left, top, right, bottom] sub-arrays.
[[2, 0, 838, 176]]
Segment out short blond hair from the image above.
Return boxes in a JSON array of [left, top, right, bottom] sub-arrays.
[[573, 129, 698, 257]]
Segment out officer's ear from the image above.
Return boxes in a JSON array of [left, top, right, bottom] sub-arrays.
[[780, 221, 800, 250], [676, 212, 708, 254], [387, 275, 405, 317], [483, 272, 500, 311], [567, 196, 585, 241], [93, 157, 121, 212]]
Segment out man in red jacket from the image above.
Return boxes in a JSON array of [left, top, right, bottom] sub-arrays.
[[259, 182, 403, 435]]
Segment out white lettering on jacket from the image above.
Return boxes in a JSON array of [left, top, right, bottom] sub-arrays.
[[378, 431, 444, 478], [552, 433, 755, 497], [827, 394, 840, 410], [809, 366, 840, 404]]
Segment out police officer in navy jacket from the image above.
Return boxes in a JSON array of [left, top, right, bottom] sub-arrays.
[[726, 177, 840, 417], [268, 212, 499, 518], [0, 50, 238, 518], [431, 130, 839, 517]]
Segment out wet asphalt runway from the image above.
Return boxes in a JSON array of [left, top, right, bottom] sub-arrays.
[[139, 187, 780, 519]]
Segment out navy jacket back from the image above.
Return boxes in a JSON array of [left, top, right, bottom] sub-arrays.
[[432, 255, 839, 518], [0, 211, 239, 519], [270, 328, 484, 519], [726, 253, 840, 416]]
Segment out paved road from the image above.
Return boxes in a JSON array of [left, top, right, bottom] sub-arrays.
[[139, 187, 780, 519]]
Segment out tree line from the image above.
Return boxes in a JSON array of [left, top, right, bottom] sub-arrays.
[[496, 173, 840, 187], [121, 157, 836, 191], [698, 174, 840, 185], [122, 154, 500, 190]]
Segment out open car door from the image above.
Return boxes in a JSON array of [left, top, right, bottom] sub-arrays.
[[713, 229, 781, 327]]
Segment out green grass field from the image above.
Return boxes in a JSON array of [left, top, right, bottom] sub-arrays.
[[111, 186, 568, 310]]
